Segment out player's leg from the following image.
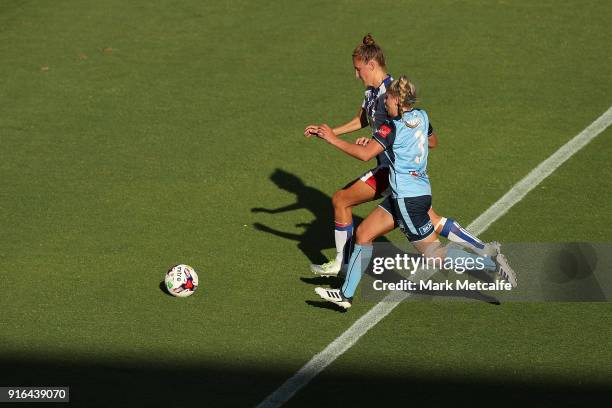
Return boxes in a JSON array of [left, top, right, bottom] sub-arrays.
[[331, 178, 377, 258], [392, 196, 496, 274], [309, 180, 374, 276], [413, 234, 497, 273], [315, 201, 396, 308], [311, 166, 389, 276], [413, 235, 516, 287], [416, 208, 515, 286], [341, 203, 396, 297], [429, 207, 500, 257], [428, 207, 442, 227]]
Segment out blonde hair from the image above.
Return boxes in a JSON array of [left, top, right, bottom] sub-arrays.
[[388, 75, 417, 109], [388, 76, 418, 127], [352, 33, 386, 68]]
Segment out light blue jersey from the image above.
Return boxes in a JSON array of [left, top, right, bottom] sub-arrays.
[[372, 109, 431, 198]]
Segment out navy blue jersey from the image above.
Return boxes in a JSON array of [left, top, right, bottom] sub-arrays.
[[362, 75, 393, 166]]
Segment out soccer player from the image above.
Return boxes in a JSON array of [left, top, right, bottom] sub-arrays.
[[304, 34, 498, 278], [311, 76, 516, 309]]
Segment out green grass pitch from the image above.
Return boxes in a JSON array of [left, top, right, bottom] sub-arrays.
[[1, 0, 611, 406]]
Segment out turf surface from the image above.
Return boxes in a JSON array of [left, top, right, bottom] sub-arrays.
[[1, 0, 611, 406]]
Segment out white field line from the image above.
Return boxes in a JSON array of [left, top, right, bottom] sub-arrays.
[[255, 106, 612, 408], [469, 107, 612, 234]]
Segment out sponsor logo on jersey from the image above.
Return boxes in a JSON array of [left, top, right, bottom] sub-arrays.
[[378, 125, 391, 138]]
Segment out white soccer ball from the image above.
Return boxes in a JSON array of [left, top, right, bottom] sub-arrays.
[[165, 264, 199, 297]]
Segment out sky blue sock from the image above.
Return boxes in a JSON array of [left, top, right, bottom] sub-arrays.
[[341, 244, 373, 298]]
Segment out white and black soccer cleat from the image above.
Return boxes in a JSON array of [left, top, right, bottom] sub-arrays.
[[310, 260, 342, 277], [314, 287, 352, 309], [495, 253, 517, 288]]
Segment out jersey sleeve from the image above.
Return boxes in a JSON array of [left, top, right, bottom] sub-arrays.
[[372, 121, 396, 150]]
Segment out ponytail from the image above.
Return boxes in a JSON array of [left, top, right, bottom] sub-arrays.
[[352, 33, 386, 68]]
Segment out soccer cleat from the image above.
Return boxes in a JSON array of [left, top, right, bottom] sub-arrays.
[[310, 259, 341, 277], [482, 241, 502, 257], [314, 287, 352, 309], [495, 253, 517, 288]]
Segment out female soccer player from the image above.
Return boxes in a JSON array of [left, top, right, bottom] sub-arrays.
[[311, 76, 516, 309], [305, 34, 497, 278]]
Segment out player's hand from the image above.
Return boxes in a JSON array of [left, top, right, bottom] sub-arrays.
[[355, 137, 370, 146], [253, 222, 274, 233], [316, 124, 336, 142], [251, 207, 270, 213], [304, 125, 319, 138]]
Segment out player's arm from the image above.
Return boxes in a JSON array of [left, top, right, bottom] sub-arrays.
[[332, 108, 366, 135], [251, 202, 302, 214], [428, 123, 438, 148], [316, 124, 383, 161], [429, 132, 438, 148], [304, 108, 366, 137]]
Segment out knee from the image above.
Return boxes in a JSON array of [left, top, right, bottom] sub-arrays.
[[355, 225, 373, 245], [332, 190, 348, 209], [428, 209, 441, 226]]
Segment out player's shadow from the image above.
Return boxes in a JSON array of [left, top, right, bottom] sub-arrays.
[[252, 168, 381, 264], [305, 299, 349, 313]]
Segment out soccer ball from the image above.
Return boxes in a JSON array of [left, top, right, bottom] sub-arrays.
[[165, 264, 199, 297]]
